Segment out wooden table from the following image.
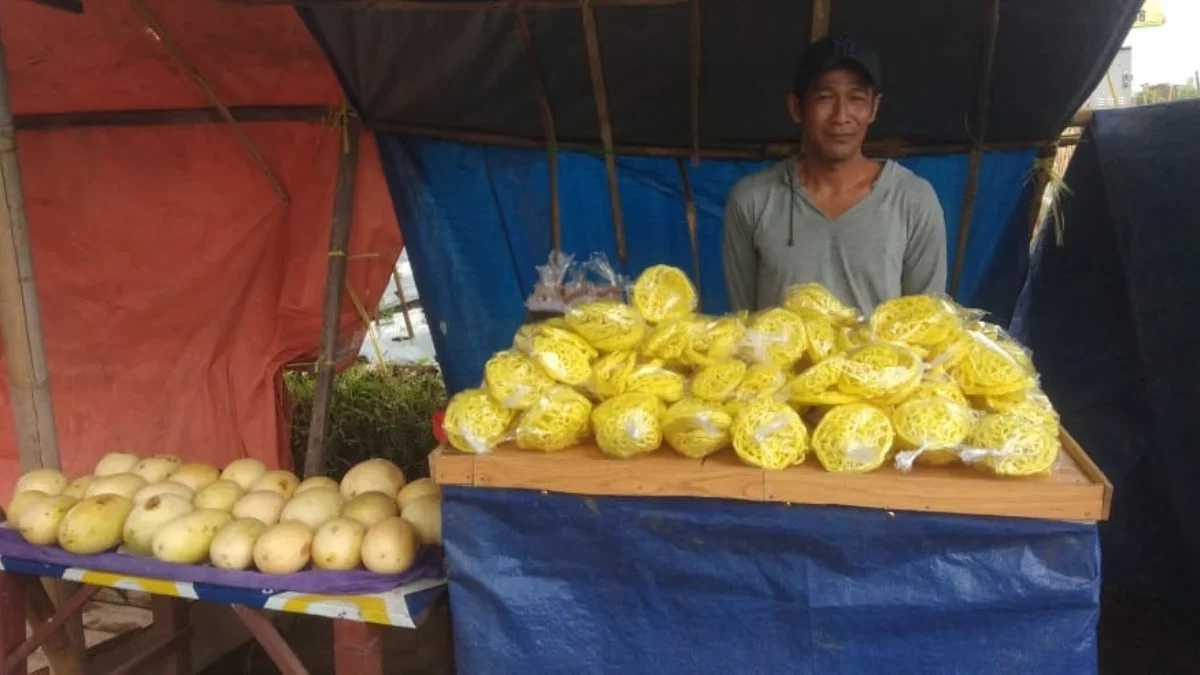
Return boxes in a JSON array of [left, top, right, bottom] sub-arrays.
[[432, 429, 1110, 522], [0, 552, 445, 675]]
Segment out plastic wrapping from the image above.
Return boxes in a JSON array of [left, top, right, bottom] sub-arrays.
[[525, 250, 574, 313], [583, 253, 628, 303], [782, 282, 859, 324], [641, 317, 701, 362], [838, 342, 924, 400], [631, 265, 698, 324], [741, 308, 808, 368], [515, 385, 593, 452], [964, 410, 1062, 476], [910, 378, 969, 407], [684, 313, 747, 367], [691, 359, 748, 402], [591, 392, 665, 459], [811, 403, 895, 473], [892, 395, 975, 470], [624, 360, 687, 403], [565, 301, 646, 351], [787, 358, 853, 407], [483, 350, 554, 410], [731, 397, 808, 470], [869, 294, 963, 347], [950, 326, 1038, 396], [589, 350, 638, 399], [662, 398, 733, 459], [443, 388, 516, 453], [732, 363, 787, 404], [525, 324, 598, 386], [803, 314, 839, 363]]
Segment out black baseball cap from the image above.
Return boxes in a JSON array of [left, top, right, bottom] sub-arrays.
[[793, 36, 882, 97]]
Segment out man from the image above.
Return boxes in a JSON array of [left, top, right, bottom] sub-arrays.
[[722, 36, 947, 315]]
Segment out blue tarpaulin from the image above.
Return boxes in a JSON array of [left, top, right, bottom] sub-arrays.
[[377, 136, 1036, 393], [1014, 100, 1200, 604], [443, 487, 1100, 674]]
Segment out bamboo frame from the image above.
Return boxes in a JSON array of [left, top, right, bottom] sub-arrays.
[[304, 114, 362, 479], [580, 0, 627, 261], [128, 0, 290, 202], [810, 0, 831, 41], [676, 158, 701, 308], [0, 23, 61, 473], [513, 0, 562, 250], [391, 266, 416, 340], [14, 106, 329, 130], [950, 0, 1000, 296]]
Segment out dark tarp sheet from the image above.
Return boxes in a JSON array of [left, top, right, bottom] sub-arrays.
[[300, 0, 1139, 148], [1013, 100, 1200, 604], [376, 137, 1034, 393], [443, 487, 1100, 674]]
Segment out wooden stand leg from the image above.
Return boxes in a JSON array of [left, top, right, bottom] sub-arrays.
[[0, 573, 28, 675], [150, 596, 191, 675], [232, 606, 309, 675], [333, 620, 384, 675]]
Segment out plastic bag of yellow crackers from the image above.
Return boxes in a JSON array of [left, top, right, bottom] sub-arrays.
[[838, 342, 923, 401], [691, 359, 748, 403], [662, 398, 733, 459], [961, 409, 1061, 477], [811, 403, 895, 473], [891, 394, 975, 470], [782, 282, 859, 325], [740, 308, 808, 369], [592, 392, 665, 459], [443, 388, 516, 454], [515, 385, 593, 452], [565, 300, 646, 352], [631, 265, 697, 324], [868, 294, 963, 348], [524, 324, 598, 386], [484, 350, 554, 410], [731, 397, 808, 470]]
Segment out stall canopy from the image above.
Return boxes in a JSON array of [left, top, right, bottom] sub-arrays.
[[296, 0, 1141, 392], [1014, 100, 1200, 604], [0, 0, 402, 503]]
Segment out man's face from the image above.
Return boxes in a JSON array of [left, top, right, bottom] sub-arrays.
[[788, 67, 881, 162]]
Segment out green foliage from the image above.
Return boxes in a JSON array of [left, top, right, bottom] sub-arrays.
[[286, 363, 447, 480]]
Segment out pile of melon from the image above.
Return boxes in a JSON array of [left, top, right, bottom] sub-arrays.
[[3, 453, 442, 576]]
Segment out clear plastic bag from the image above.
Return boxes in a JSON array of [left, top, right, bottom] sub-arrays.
[[641, 317, 701, 362], [891, 395, 975, 470], [525, 324, 598, 386], [515, 385, 593, 452], [691, 359, 748, 402], [443, 388, 516, 454], [811, 403, 895, 473], [786, 358, 858, 407], [837, 342, 924, 400], [631, 265, 698, 324], [974, 388, 1059, 433], [740, 308, 808, 368], [565, 300, 646, 352], [589, 350, 638, 399], [948, 325, 1037, 396], [624, 360, 687, 403], [868, 294, 963, 347], [483, 350, 555, 410], [731, 397, 808, 469], [592, 392, 665, 459], [584, 253, 628, 303], [662, 398, 733, 459], [783, 282, 860, 324], [962, 410, 1061, 477], [525, 251, 574, 313], [733, 363, 788, 404], [803, 313, 839, 363], [683, 313, 747, 367]]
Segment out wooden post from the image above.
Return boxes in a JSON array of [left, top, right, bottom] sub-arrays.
[[391, 266, 415, 340], [304, 115, 362, 479], [514, 0, 562, 251], [0, 33, 60, 472], [580, 0, 627, 261], [688, 0, 701, 165], [0, 574, 26, 675], [950, 0, 1000, 297], [810, 0, 831, 41], [676, 158, 701, 308], [332, 619, 384, 675]]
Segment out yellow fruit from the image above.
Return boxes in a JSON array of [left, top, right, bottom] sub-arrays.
[[219, 458, 268, 491], [133, 481, 194, 506], [280, 488, 344, 530], [396, 478, 442, 511], [341, 492, 398, 528], [131, 456, 183, 484], [123, 494, 194, 556], [18, 494, 77, 545], [361, 517, 419, 574], [192, 480, 245, 512], [400, 497, 442, 545], [248, 470, 299, 500], [15, 468, 68, 496], [94, 452, 140, 477], [7, 490, 49, 525], [311, 518, 366, 571], [57, 495, 134, 555], [231, 491, 287, 526], [340, 459, 406, 500], [210, 519, 267, 571], [168, 463, 221, 492], [62, 476, 93, 500], [253, 522, 314, 575], [294, 476, 339, 496], [151, 509, 232, 564], [85, 473, 147, 500]]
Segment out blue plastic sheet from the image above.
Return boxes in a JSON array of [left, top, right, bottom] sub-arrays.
[[1014, 101, 1200, 603], [375, 135, 1036, 393], [443, 487, 1099, 674]]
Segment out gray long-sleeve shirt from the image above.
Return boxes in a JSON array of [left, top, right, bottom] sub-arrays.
[[722, 158, 947, 315]]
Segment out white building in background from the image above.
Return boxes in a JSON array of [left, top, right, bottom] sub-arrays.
[[1087, 46, 1134, 108]]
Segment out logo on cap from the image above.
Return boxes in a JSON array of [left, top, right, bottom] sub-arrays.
[[831, 37, 857, 58]]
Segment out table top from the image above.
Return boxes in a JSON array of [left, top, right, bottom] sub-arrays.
[[432, 430, 1111, 522], [0, 552, 445, 628]]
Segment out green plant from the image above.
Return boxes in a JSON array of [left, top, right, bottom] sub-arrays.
[[286, 363, 447, 480]]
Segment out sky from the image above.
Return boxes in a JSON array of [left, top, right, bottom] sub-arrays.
[[1123, 0, 1200, 86]]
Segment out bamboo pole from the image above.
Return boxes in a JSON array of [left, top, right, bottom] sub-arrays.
[[513, 0, 562, 250], [580, 0, 627, 261], [688, 0, 701, 165], [14, 105, 329, 130], [0, 17, 60, 473], [391, 266, 415, 340], [811, 0, 831, 41], [950, 0, 1000, 297], [304, 115, 362, 478], [128, 0, 290, 202], [676, 158, 701, 308]]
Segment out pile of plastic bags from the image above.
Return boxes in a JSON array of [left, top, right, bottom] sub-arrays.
[[445, 263, 1061, 477]]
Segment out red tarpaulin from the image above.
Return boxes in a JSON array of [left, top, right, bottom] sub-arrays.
[[0, 1, 402, 502]]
